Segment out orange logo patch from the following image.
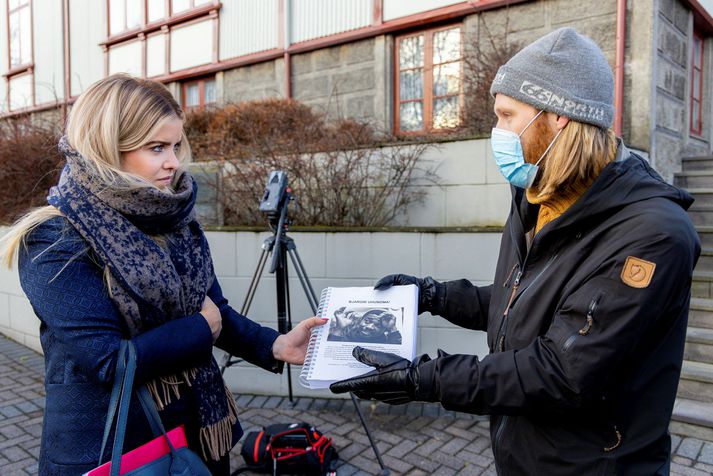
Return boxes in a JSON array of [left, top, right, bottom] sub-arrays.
[[621, 256, 656, 288]]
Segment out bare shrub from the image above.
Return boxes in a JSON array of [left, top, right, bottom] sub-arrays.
[[461, 17, 522, 135], [185, 99, 435, 227], [0, 117, 63, 224]]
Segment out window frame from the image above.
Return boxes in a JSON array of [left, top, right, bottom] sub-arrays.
[[6, 0, 33, 74], [394, 24, 464, 136], [107, 0, 217, 38], [690, 29, 704, 137], [181, 75, 216, 109]]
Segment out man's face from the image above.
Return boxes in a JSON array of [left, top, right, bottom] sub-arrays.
[[493, 94, 556, 165], [355, 314, 382, 337]]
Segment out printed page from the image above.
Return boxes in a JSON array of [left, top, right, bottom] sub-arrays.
[[300, 285, 418, 389]]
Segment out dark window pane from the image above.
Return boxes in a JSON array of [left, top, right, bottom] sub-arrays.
[[694, 37, 702, 68], [433, 62, 461, 96], [399, 35, 424, 69], [400, 102, 423, 131], [433, 97, 460, 129], [400, 70, 423, 101], [434, 28, 461, 64]]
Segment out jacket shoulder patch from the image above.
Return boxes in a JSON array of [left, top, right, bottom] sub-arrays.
[[621, 256, 656, 288]]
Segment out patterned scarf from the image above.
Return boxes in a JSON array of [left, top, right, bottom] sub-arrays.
[[47, 136, 237, 461]]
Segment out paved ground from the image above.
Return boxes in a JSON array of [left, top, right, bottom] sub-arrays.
[[1, 335, 713, 476]]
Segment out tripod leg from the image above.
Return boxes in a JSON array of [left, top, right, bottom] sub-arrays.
[[283, 254, 294, 403], [241, 247, 270, 315], [286, 248, 319, 314], [350, 393, 391, 475], [221, 247, 270, 375], [274, 242, 294, 403]]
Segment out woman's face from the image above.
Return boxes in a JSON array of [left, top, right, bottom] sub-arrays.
[[121, 117, 183, 189]]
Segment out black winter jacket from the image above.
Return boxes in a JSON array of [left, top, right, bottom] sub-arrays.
[[418, 143, 701, 475]]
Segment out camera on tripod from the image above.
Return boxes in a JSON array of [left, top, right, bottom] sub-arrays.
[[259, 171, 289, 215]]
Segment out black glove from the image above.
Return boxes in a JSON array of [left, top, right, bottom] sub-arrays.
[[329, 347, 433, 405], [374, 274, 445, 315]]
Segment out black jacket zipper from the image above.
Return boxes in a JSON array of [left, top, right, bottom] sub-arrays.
[[562, 294, 601, 352]]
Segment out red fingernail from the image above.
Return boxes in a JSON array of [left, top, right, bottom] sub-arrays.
[[321, 318, 329, 321]]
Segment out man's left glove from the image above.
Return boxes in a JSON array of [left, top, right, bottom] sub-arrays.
[[330, 346, 435, 405]]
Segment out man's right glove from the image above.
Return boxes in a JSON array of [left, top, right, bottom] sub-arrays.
[[374, 274, 445, 315]]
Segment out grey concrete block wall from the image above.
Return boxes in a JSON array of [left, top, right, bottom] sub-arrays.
[[470, 0, 617, 62], [291, 37, 386, 127], [223, 57, 286, 102], [651, 0, 710, 182], [0, 227, 500, 398]]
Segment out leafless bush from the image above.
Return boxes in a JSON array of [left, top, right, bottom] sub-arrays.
[[185, 99, 435, 227], [0, 117, 63, 224], [461, 17, 522, 135]]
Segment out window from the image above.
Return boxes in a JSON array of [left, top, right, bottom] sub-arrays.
[[182, 76, 216, 109], [171, 0, 213, 15], [110, 0, 142, 35], [8, 0, 32, 68], [395, 26, 462, 134], [109, 0, 215, 35], [691, 31, 704, 136]]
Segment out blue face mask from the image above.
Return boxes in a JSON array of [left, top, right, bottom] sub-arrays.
[[491, 110, 563, 189]]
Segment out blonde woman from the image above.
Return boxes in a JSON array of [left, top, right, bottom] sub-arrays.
[[1, 74, 325, 475]]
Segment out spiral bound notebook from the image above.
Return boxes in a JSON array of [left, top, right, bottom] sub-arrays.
[[299, 285, 419, 389]]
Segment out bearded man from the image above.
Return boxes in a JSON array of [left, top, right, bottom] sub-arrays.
[[331, 27, 701, 476]]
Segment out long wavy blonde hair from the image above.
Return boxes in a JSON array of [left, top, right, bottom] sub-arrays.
[[0, 73, 191, 268], [529, 120, 617, 201]]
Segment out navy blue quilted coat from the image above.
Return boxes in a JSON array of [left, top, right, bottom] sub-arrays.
[[19, 216, 282, 475]]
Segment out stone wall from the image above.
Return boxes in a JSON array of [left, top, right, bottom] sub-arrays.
[[291, 37, 390, 128], [652, 0, 694, 182], [222, 58, 286, 102]]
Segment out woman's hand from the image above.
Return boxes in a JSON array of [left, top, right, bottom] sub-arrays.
[[200, 296, 222, 342], [272, 316, 328, 364]]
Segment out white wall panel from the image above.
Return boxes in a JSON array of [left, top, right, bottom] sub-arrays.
[[170, 19, 213, 72], [0, 0, 8, 112], [34, 0, 65, 103], [108, 41, 142, 76], [291, 0, 371, 43], [9, 73, 33, 109], [220, 0, 279, 60], [146, 34, 166, 77], [69, 0, 105, 96], [383, 0, 463, 22]]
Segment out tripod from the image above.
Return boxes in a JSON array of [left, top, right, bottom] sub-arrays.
[[220, 187, 391, 476]]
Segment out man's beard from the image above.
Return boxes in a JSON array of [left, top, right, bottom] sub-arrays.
[[523, 118, 557, 188]]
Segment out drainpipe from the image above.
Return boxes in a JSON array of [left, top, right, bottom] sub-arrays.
[[62, 0, 71, 126], [614, 0, 627, 136]]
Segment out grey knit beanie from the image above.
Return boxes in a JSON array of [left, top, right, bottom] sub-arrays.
[[490, 27, 614, 129]]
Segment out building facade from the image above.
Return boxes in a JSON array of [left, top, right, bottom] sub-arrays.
[[1, 0, 713, 197]]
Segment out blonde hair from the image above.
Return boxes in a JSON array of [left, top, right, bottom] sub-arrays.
[[531, 120, 617, 201], [1, 73, 191, 268]]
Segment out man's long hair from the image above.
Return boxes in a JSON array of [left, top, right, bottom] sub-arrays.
[[530, 120, 617, 202]]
